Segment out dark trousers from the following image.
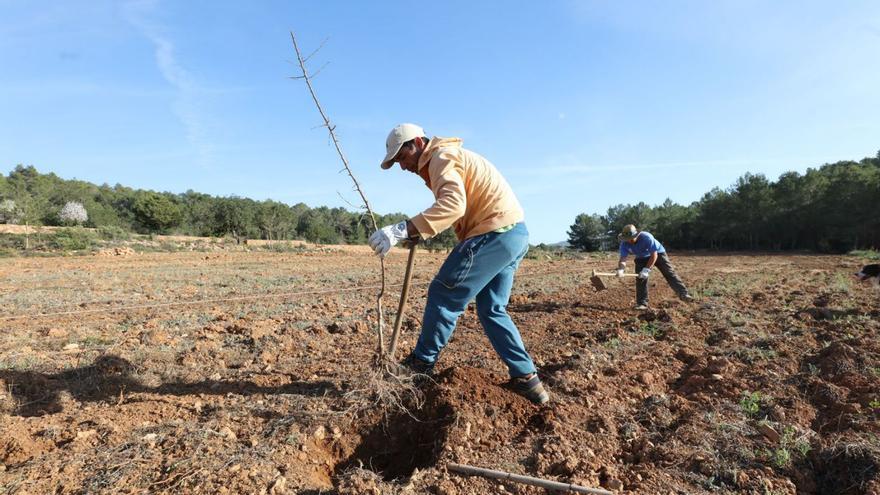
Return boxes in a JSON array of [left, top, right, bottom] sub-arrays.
[[634, 253, 688, 305]]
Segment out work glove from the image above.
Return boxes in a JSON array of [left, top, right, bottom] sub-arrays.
[[368, 221, 409, 258], [616, 261, 626, 277], [638, 267, 651, 280]]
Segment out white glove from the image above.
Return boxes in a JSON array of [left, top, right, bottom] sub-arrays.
[[368, 221, 409, 257], [638, 267, 651, 280], [615, 269, 625, 278]]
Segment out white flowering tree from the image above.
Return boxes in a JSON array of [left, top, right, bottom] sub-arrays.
[[0, 199, 18, 224], [60, 201, 88, 225]]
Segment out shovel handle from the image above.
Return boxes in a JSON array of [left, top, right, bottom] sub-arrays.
[[388, 243, 417, 361], [592, 270, 639, 278]]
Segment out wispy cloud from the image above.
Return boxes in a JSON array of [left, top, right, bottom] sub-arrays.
[[123, 0, 214, 168]]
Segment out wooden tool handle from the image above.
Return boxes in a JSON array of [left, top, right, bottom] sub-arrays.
[[388, 244, 417, 361], [592, 271, 639, 278]]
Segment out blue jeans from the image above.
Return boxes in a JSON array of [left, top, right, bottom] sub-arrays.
[[411, 222, 536, 378]]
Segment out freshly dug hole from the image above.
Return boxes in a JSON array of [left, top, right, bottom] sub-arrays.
[[814, 442, 880, 495], [334, 374, 456, 481]]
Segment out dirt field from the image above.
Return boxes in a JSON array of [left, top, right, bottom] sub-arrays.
[[1, 249, 878, 494]]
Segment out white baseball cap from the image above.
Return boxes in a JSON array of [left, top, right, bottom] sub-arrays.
[[380, 123, 425, 169]]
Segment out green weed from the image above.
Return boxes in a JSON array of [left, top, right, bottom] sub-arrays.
[[638, 321, 664, 339], [832, 273, 853, 293], [735, 347, 778, 363], [740, 391, 763, 417], [850, 249, 880, 260], [760, 425, 811, 469], [603, 337, 621, 350]]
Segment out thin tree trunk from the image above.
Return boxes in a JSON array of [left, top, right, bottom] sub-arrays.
[[289, 31, 388, 364]]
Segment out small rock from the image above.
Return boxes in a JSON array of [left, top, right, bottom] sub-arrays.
[[434, 479, 458, 495], [76, 429, 96, 439], [141, 433, 159, 447], [269, 476, 287, 494], [63, 343, 80, 351], [312, 426, 326, 440], [758, 423, 781, 443], [770, 405, 786, 421], [47, 328, 68, 338], [607, 478, 624, 491], [219, 426, 237, 441], [706, 356, 730, 373]]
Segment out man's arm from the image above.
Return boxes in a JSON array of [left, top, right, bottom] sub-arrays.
[[644, 251, 658, 269], [410, 149, 467, 239], [618, 243, 629, 270]]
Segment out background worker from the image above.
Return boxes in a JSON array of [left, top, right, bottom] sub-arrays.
[[367, 123, 549, 405], [616, 224, 694, 310]]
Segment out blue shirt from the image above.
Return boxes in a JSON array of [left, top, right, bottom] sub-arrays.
[[619, 231, 666, 259]]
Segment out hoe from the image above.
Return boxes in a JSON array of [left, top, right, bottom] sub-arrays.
[[387, 243, 418, 362], [589, 269, 638, 292]]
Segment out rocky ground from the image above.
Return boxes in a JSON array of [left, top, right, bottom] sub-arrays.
[[1, 249, 878, 494]]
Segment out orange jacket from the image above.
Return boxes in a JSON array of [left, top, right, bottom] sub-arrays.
[[410, 137, 524, 241]]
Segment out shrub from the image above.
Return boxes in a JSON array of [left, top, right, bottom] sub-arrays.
[[850, 249, 880, 260], [98, 225, 131, 241], [49, 227, 97, 251], [0, 233, 26, 251]]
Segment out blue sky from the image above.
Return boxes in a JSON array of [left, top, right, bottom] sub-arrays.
[[1, 1, 878, 244]]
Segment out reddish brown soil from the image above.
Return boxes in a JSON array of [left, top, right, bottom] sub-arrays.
[[1, 251, 878, 494]]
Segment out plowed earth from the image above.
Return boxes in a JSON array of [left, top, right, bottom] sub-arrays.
[[1, 250, 878, 494]]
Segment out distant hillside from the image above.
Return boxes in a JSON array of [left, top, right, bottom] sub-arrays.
[[0, 165, 461, 248]]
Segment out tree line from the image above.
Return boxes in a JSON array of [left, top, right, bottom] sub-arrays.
[[0, 164, 458, 248], [568, 152, 880, 253]]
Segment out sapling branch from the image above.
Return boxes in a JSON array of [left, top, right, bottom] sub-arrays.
[[289, 31, 387, 364]]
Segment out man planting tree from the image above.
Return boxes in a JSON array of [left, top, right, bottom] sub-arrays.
[[368, 123, 549, 405]]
